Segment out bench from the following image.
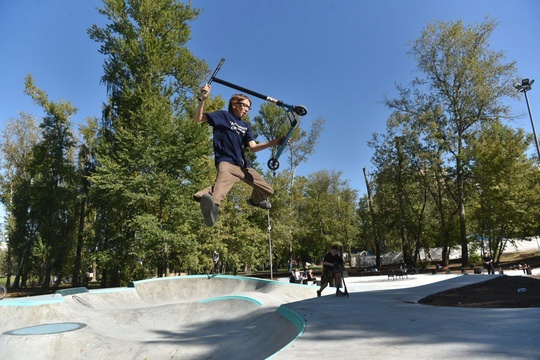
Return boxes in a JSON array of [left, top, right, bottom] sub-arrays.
[[396, 269, 408, 279], [388, 269, 408, 280]]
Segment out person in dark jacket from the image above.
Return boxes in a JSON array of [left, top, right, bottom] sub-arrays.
[[317, 245, 345, 297]]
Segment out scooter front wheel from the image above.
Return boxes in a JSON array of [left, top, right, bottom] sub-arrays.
[[293, 105, 308, 116]]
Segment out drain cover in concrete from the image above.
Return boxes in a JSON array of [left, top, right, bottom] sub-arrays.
[[4, 322, 87, 335]]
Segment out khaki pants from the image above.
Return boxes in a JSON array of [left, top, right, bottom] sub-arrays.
[[194, 162, 274, 205]]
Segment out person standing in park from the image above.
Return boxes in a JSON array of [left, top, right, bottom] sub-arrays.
[[193, 83, 285, 227], [317, 245, 345, 297], [212, 250, 221, 275], [483, 254, 495, 274]]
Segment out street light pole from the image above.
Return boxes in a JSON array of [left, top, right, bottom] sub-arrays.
[[523, 90, 540, 161], [267, 209, 273, 280], [514, 79, 540, 161]]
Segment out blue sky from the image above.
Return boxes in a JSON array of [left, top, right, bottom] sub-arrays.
[[1, 0, 539, 197]]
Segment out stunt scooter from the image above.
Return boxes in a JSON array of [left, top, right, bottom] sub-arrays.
[[337, 268, 349, 298], [202, 58, 308, 171]]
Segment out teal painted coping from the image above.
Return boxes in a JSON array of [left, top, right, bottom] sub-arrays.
[[0, 297, 65, 307], [0, 275, 288, 307], [89, 287, 135, 294], [0, 286, 135, 307], [132, 274, 278, 285], [267, 305, 307, 359], [2, 274, 307, 356], [198, 295, 262, 306], [277, 305, 306, 335], [55, 287, 88, 296]]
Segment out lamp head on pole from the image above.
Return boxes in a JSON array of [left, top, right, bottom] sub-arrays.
[[514, 78, 534, 92]]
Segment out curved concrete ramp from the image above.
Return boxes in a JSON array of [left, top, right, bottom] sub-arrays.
[[0, 275, 315, 360]]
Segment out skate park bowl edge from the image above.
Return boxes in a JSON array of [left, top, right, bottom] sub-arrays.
[[0, 275, 315, 360]]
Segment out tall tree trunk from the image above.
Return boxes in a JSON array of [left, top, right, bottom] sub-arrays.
[[363, 167, 381, 268], [12, 247, 28, 290], [73, 198, 86, 287], [6, 245, 13, 288]]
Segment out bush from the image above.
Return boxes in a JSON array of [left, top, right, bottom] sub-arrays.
[[469, 253, 482, 267]]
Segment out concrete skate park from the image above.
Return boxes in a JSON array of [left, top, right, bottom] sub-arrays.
[[1, 270, 539, 360]]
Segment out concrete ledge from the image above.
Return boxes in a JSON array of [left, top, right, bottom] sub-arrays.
[[54, 287, 89, 296]]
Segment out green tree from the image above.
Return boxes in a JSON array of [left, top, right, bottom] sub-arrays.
[[252, 102, 326, 268], [297, 170, 358, 263], [468, 122, 540, 263], [253, 103, 325, 185], [385, 17, 518, 266], [87, 0, 211, 285], [0, 112, 40, 289], [370, 112, 460, 267], [72, 118, 100, 287], [25, 75, 79, 291]]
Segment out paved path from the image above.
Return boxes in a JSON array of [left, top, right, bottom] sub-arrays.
[[0, 271, 538, 360], [275, 272, 540, 360]]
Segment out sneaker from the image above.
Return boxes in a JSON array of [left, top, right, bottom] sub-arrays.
[[201, 194, 219, 227], [336, 289, 345, 296], [316, 290, 321, 297], [248, 198, 272, 210]]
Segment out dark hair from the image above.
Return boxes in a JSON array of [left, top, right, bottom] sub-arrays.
[[331, 245, 338, 251]]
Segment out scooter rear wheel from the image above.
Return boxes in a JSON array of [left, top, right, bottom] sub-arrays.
[[267, 157, 280, 171]]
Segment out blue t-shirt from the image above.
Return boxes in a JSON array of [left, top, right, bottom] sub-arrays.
[[206, 110, 255, 168]]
